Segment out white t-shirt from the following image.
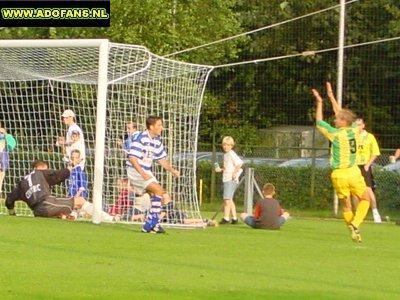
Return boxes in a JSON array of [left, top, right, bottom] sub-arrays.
[[66, 123, 86, 169], [223, 150, 243, 182]]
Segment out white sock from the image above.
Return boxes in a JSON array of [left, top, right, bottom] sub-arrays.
[[372, 208, 380, 215], [82, 201, 94, 215], [82, 202, 113, 221], [101, 211, 114, 222]]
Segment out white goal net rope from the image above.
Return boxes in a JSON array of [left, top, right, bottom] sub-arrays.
[[0, 41, 213, 227]]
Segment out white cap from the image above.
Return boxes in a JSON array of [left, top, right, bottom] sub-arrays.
[[61, 109, 75, 118]]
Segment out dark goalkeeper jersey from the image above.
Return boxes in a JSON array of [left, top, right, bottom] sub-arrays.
[[6, 169, 70, 210]]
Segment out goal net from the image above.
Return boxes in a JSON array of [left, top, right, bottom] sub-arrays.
[[0, 39, 213, 227]]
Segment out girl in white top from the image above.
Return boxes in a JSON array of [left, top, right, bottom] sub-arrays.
[[215, 136, 243, 224]]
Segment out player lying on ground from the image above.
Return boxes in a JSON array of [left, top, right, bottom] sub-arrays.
[[312, 82, 370, 243], [6, 160, 114, 221]]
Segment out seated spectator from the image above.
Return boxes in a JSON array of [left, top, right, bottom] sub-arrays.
[[389, 148, 400, 163], [240, 183, 290, 230], [58, 130, 85, 169], [108, 178, 133, 216]]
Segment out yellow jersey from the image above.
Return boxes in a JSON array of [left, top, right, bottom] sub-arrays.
[[356, 131, 380, 165], [316, 120, 359, 170]]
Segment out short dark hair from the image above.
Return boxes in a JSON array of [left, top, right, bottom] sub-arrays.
[[32, 160, 48, 169], [146, 116, 163, 129], [70, 149, 81, 156]]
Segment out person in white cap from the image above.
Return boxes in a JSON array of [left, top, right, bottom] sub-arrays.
[[57, 109, 86, 169]]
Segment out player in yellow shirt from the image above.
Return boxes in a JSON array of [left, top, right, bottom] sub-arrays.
[[354, 118, 381, 223], [312, 82, 370, 243]]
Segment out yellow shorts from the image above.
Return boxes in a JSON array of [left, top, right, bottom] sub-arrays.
[[331, 165, 367, 199]]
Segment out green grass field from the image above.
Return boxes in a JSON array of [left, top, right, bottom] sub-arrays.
[[1, 216, 400, 300]]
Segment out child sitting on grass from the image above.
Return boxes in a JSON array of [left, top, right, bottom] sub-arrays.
[[240, 183, 290, 230]]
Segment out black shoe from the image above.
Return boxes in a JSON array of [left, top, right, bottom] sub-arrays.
[[219, 218, 230, 225], [230, 219, 239, 224], [151, 225, 166, 234]]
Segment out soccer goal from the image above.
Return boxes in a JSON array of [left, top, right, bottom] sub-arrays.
[[0, 39, 213, 227]]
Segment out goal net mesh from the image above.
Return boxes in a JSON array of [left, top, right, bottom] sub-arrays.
[[0, 41, 212, 227]]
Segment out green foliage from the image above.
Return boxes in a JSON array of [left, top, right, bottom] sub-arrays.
[[197, 161, 333, 209], [0, 0, 243, 65], [197, 162, 400, 211], [374, 170, 400, 210]]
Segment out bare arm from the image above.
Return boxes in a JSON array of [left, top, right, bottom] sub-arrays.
[[326, 82, 341, 116], [129, 157, 151, 180], [395, 149, 400, 160], [312, 89, 323, 122], [364, 155, 378, 171], [232, 163, 243, 180], [158, 159, 180, 178]]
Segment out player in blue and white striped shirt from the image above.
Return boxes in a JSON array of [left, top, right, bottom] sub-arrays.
[[126, 116, 180, 233], [122, 121, 140, 152]]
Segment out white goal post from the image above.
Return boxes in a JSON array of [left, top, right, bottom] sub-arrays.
[[0, 39, 213, 227]]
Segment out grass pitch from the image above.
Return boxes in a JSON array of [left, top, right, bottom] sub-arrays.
[[1, 216, 399, 299]]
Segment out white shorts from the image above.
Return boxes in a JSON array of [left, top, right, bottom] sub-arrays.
[[126, 166, 158, 195]]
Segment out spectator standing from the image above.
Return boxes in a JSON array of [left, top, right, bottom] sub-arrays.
[[68, 149, 88, 199], [0, 127, 16, 195], [57, 109, 86, 169], [215, 136, 243, 224]]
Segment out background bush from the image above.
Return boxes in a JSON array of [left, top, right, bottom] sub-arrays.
[[197, 162, 400, 211]]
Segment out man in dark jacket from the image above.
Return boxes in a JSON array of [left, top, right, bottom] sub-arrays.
[[6, 160, 87, 218]]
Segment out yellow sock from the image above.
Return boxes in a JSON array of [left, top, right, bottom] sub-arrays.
[[343, 211, 354, 225], [351, 200, 370, 228]]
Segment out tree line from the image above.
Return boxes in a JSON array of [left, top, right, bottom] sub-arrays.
[[1, 0, 399, 148]]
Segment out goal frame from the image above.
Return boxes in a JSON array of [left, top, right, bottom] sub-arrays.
[[0, 39, 109, 224]]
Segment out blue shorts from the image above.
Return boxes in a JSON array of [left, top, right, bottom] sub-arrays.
[[244, 215, 286, 229], [223, 180, 238, 199]]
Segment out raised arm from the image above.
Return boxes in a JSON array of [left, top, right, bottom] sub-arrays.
[[43, 169, 70, 186], [158, 159, 180, 178], [326, 82, 341, 116], [312, 88, 323, 122]]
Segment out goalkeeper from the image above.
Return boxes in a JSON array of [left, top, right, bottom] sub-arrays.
[[126, 116, 180, 234], [6, 160, 111, 221], [312, 82, 370, 243]]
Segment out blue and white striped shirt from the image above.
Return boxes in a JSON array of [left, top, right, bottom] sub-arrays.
[[123, 131, 141, 152], [126, 130, 167, 174]]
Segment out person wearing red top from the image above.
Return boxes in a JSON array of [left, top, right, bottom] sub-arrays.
[[240, 183, 290, 230]]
